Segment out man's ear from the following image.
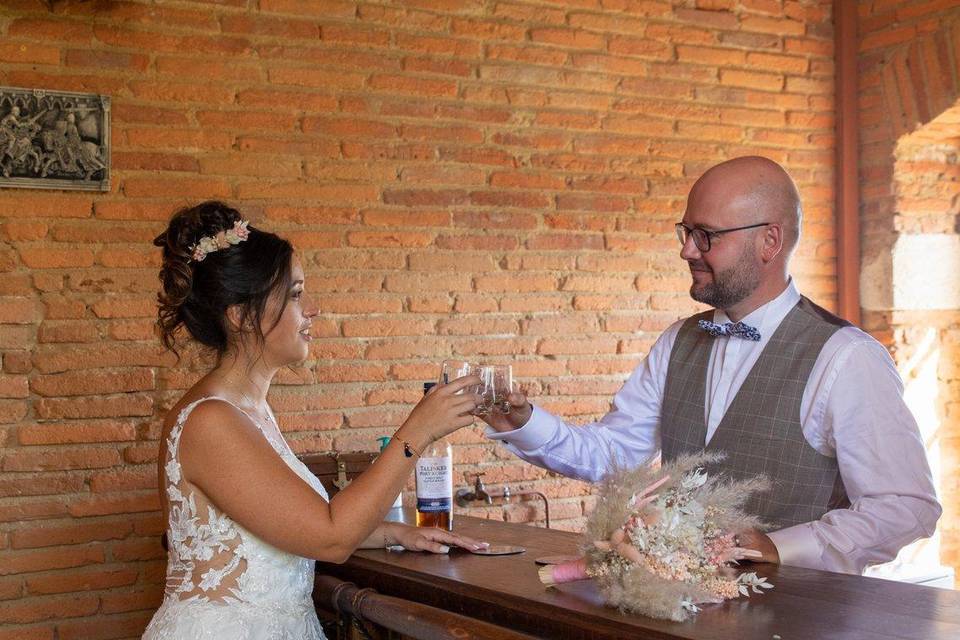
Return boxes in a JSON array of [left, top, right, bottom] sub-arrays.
[[760, 223, 783, 263]]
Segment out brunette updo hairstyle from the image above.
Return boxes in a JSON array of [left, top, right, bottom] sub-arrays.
[[154, 201, 294, 359]]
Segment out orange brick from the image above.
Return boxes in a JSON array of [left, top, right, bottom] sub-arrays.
[[408, 296, 454, 313], [0, 594, 99, 625], [128, 80, 235, 105], [198, 153, 301, 178], [238, 136, 340, 156], [321, 24, 391, 46], [314, 363, 389, 383], [0, 545, 104, 576], [7, 17, 93, 43], [112, 151, 198, 173], [237, 88, 339, 111], [469, 190, 552, 209], [454, 294, 499, 313], [342, 317, 436, 337], [221, 14, 317, 38], [17, 249, 95, 270], [609, 35, 673, 59], [0, 297, 41, 324], [25, 568, 138, 596], [395, 33, 482, 58], [317, 295, 403, 314], [2, 352, 31, 375], [64, 49, 148, 71], [18, 421, 137, 445], [122, 177, 230, 199], [369, 74, 459, 97], [746, 51, 809, 73], [156, 58, 261, 83], [438, 316, 519, 336], [89, 297, 155, 320], [260, 0, 354, 16], [0, 42, 60, 65], [267, 67, 367, 90], [0, 222, 47, 241], [56, 611, 153, 640], [720, 68, 784, 91], [474, 274, 558, 293], [402, 123, 484, 144], [125, 128, 233, 151], [486, 43, 568, 66], [384, 273, 473, 293], [34, 395, 153, 420], [196, 110, 298, 132], [676, 44, 746, 66], [861, 25, 917, 51], [346, 231, 434, 248], [12, 521, 134, 550], [454, 337, 538, 357], [68, 494, 160, 519], [740, 15, 805, 35]]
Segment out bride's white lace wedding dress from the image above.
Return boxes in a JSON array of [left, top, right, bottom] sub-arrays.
[[143, 397, 328, 639]]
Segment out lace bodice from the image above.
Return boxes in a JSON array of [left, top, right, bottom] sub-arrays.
[[144, 396, 328, 639]]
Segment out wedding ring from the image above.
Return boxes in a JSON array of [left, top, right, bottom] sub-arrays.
[[734, 535, 741, 547]]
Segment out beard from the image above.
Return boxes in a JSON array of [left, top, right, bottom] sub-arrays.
[[688, 248, 760, 310]]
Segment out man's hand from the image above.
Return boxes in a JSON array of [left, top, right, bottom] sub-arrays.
[[480, 391, 532, 433], [735, 528, 780, 564]]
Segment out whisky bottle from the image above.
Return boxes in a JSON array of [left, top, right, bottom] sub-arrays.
[[415, 382, 453, 531]]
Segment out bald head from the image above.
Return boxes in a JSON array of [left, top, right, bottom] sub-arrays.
[[688, 156, 803, 256]]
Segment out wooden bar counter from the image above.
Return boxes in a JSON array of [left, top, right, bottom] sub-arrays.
[[317, 511, 960, 640]]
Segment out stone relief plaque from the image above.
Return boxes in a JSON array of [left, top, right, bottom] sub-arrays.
[[0, 86, 110, 191]]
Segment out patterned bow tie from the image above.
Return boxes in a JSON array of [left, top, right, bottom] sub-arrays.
[[698, 319, 761, 341]]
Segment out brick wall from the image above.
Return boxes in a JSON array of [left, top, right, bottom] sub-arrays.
[[0, 1, 836, 637], [857, 0, 960, 574]]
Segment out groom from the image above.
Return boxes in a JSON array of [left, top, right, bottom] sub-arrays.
[[483, 156, 941, 575]]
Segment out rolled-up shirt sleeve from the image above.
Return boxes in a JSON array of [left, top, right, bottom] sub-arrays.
[[485, 323, 681, 482], [769, 338, 942, 574]]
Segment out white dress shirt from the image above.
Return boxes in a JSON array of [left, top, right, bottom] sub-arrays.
[[487, 281, 941, 574]]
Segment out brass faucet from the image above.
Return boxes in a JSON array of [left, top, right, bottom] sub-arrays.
[[455, 473, 493, 506]]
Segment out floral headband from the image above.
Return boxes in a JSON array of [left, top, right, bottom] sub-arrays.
[[190, 220, 250, 262]]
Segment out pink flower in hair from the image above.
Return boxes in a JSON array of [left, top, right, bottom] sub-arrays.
[[188, 220, 251, 262]]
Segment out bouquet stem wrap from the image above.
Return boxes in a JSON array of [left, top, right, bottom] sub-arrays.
[[538, 558, 589, 587]]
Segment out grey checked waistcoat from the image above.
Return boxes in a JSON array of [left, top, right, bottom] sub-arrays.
[[661, 296, 851, 529]]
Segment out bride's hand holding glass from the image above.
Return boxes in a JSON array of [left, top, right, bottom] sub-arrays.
[[397, 374, 481, 450]]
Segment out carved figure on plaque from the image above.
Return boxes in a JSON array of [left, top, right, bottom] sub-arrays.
[[0, 86, 110, 191]]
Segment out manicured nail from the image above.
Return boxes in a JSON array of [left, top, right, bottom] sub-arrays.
[[439, 545, 450, 554]]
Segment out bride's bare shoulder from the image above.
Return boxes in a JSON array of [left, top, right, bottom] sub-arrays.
[[161, 383, 230, 433]]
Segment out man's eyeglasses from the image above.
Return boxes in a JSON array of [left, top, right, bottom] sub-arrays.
[[674, 222, 770, 253]]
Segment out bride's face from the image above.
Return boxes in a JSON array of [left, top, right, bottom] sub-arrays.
[[260, 256, 317, 368]]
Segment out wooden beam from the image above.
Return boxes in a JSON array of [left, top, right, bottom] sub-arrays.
[[834, 0, 860, 324]]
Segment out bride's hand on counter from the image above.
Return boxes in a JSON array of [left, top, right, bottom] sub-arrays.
[[386, 523, 489, 554]]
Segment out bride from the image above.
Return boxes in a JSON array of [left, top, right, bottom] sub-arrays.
[[143, 201, 484, 639]]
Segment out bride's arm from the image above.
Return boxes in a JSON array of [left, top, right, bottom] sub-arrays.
[[178, 379, 477, 563]]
